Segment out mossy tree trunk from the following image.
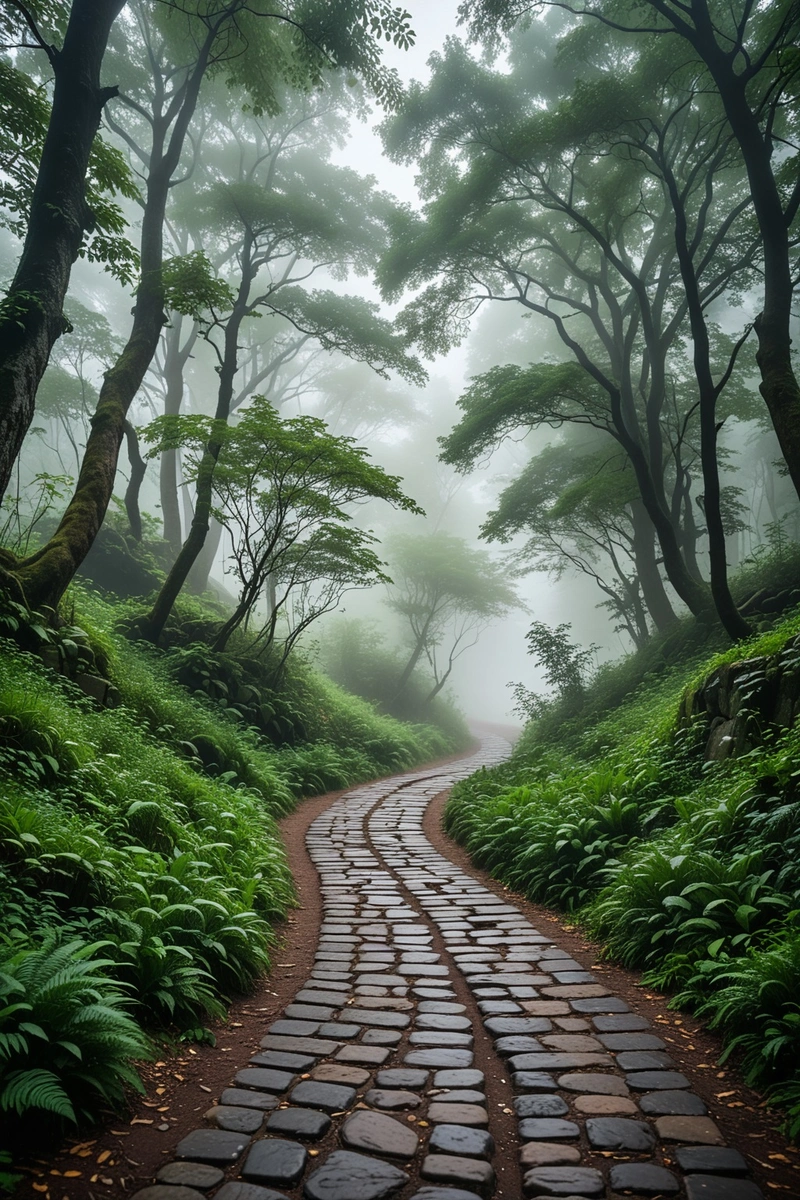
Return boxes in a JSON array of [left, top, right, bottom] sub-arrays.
[[0, 0, 124, 503]]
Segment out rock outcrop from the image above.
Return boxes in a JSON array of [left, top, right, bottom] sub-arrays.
[[681, 636, 800, 760]]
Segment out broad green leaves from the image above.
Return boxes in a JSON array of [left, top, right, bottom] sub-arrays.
[[144, 397, 422, 662]]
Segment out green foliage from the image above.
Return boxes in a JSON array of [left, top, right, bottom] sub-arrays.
[[447, 577, 800, 1128], [446, 755, 651, 911], [317, 617, 471, 745], [0, 933, 151, 1126], [162, 251, 236, 321], [520, 621, 598, 711], [144, 398, 423, 665], [0, 1147, 22, 1192], [0, 581, 459, 1141], [0, 50, 140, 286], [0, 473, 75, 557]]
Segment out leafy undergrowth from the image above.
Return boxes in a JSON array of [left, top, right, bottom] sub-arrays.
[[0, 586, 466, 1139], [446, 596, 800, 1136]]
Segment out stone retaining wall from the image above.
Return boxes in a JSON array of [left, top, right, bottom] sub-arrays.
[[680, 635, 800, 760]]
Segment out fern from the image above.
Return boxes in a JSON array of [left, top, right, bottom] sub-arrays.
[[0, 933, 151, 1125], [1, 1068, 76, 1121]]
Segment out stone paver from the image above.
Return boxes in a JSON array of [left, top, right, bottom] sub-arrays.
[[155, 1162, 224, 1188], [134, 737, 767, 1200]]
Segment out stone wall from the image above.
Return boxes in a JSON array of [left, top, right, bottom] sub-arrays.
[[680, 636, 800, 760]]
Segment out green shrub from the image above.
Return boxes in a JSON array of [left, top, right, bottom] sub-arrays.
[[0, 580, 464, 1143], [446, 581, 800, 1130], [668, 931, 800, 1136], [0, 933, 151, 1126]]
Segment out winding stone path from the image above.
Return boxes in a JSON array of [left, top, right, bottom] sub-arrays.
[[132, 737, 765, 1200]]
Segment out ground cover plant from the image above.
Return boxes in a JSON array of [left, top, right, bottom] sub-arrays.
[[446, 575, 800, 1134], [0, 584, 463, 1139]]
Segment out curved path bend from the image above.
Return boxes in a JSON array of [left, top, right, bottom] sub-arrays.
[[132, 736, 763, 1200]]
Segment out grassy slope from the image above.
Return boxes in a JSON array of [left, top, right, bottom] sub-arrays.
[[0, 587, 467, 1139], [445, 601, 800, 1132]]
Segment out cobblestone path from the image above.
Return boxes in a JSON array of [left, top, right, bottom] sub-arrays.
[[132, 737, 764, 1200]]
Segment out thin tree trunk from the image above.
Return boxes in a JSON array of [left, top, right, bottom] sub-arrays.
[[122, 419, 146, 541], [679, 480, 704, 583], [188, 515, 222, 593], [535, 304, 712, 618], [662, 146, 751, 641], [630, 500, 678, 631], [160, 322, 185, 558], [138, 249, 254, 643], [0, 0, 125, 503], [395, 609, 436, 698], [159, 315, 199, 559]]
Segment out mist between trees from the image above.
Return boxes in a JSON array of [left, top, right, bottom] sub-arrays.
[[0, 0, 799, 722]]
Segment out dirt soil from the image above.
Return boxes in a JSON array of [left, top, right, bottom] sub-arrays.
[[10, 743, 800, 1200]]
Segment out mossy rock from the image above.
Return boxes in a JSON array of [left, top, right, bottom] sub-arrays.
[[78, 527, 165, 597]]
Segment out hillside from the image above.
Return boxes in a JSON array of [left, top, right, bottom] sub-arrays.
[[0, 584, 468, 1146], [445, 585, 800, 1134]]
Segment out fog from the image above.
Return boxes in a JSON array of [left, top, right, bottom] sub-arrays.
[[2, 0, 798, 726]]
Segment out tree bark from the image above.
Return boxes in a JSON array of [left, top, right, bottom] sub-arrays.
[[630, 500, 678, 631], [138, 247, 255, 643], [12, 34, 216, 613], [619, 419, 712, 618], [187, 514, 223, 593], [678, 4, 800, 502], [159, 315, 199, 559], [0, 0, 125, 503], [662, 140, 751, 641], [159, 322, 185, 558], [394, 607, 438, 698], [123, 419, 146, 541]]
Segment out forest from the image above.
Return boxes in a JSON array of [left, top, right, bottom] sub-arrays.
[[0, 0, 799, 1188]]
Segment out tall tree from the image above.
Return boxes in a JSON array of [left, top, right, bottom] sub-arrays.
[[386, 530, 520, 703], [380, 26, 759, 633], [461, 0, 800, 503], [0, 0, 135, 501], [483, 438, 656, 648], [137, 104, 424, 641], [1, 0, 415, 612], [143, 398, 422, 668]]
